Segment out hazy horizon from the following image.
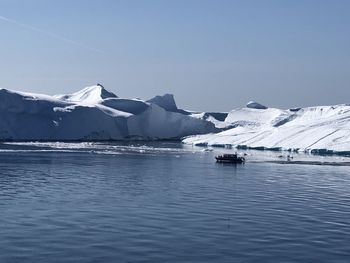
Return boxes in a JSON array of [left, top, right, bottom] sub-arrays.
[[1, 0, 349, 111]]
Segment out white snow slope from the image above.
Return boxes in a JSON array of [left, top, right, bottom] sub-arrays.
[[183, 104, 350, 154], [0, 85, 218, 140]]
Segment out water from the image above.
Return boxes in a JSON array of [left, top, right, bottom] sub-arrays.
[[0, 142, 350, 262]]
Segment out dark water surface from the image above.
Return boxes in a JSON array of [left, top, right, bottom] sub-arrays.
[[0, 142, 350, 262]]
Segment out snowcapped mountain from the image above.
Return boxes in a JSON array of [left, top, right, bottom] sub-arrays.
[[183, 102, 350, 154], [0, 85, 218, 140]]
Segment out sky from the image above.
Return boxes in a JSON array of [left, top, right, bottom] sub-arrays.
[[0, 0, 349, 111]]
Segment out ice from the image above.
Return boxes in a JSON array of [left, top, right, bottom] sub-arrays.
[[147, 94, 189, 115], [2, 84, 350, 154], [246, 101, 268, 109], [0, 85, 217, 140], [184, 103, 350, 154], [54, 84, 118, 104], [190, 111, 232, 129]]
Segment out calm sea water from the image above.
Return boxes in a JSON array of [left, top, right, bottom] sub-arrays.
[[0, 142, 350, 263]]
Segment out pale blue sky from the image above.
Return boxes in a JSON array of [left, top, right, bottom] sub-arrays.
[[0, 0, 349, 111]]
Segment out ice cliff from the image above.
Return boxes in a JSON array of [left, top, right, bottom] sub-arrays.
[[183, 103, 350, 154], [0, 85, 218, 140]]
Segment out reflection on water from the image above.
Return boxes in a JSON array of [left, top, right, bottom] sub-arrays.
[[0, 142, 350, 262]]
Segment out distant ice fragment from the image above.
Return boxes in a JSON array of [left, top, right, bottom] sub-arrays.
[[246, 101, 268, 109]]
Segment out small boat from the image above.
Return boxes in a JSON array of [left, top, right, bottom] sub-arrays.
[[215, 153, 245, 164]]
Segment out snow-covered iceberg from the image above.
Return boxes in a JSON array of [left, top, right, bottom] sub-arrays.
[[183, 103, 350, 154], [0, 85, 218, 141]]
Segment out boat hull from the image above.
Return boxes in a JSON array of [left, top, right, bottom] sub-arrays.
[[215, 157, 245, 164]]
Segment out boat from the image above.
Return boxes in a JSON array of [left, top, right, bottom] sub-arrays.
[[215, 153, 245, 164]]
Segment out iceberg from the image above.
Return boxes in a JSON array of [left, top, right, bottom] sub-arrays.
[[246, 101, 268, 109], [183, 103, 350, 154], [2, 85, 350, 154], [0, 85, 218, 141]]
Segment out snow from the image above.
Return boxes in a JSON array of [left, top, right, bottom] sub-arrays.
[[54, 84, 118, 105], [190, 112, 232, 129], [0, 85, 217, 141], [225, 107, 292, 127], [183, 104, 350, 154]]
